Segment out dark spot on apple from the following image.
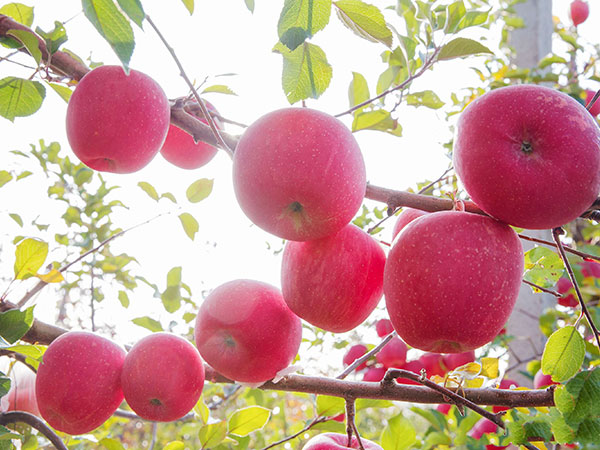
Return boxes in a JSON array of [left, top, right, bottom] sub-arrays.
[[288, 201, 303, 213], [224, 333, 236, 347], [150, 398, 162, 406], [521, 141, 533, 153]]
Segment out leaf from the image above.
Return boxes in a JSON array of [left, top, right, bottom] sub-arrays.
[[198, 421, 227, 448], [16, 170, 32, 180], [6, 30, 42, 65], [162, 442, 185, 450], [316, 395, 345, 416], [541, 326, 585, 383], [9, 213, 23, 227], [456, 10, 488, 31], [244, 0, 255, 13], [116, 0, 145, 28], [6, 344, 46, 361], [47, 82, 73, 103], [179, 213, 199, 240], [0, 376, 10, 398], [0, 3, 34, 26], [554, 368, 600, 427], [36, 268, 65, 283], [380, 413, 417, 450], [194, 397, 210, 424], [437, 37, 493, 61], [334, 0, 393, 47], [138, 181, 159, 201], [161, 286, 181, 313], [132, 316, 163, 332], [118, 290, 130, 307], [202, 84, 237, 95], [99, 438, 126, 450], [480, 357, 499, 378], [352, 109, 402, 136], [356, 398, 394, 410], [444, 1, 466, 34], [186, 178, 213, 203], [180, 0, 194, 14], [406, 90, 444, 109], [0, 170, 12, 187], [160, 192, 177, 203], [14, 237, 48, 280], [82, 0, 135, 70], [0, 77, 46, 122], [524, 247, 563, 289], [0, 307, 34, 344], [35, 21, 68, 54], [228, 406, 271, 436], [278, 0, 332, 50], [348, 71, 369, 108]]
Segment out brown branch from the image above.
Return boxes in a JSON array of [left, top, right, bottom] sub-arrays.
[[0, 411, 67, 450], [522, 280, 561, 298], [518, 233, 600, 263], [337, 332, 395, 380]]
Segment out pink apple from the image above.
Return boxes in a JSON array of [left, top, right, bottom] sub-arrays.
[[36, 331, 126, 435], [533, 369, 560, 389], [585, 90, 600, 116], [581, 260, 600, 278], [232, 108, 366, 241], [66, 65, 170, 173], [375, 337, 407, 369], [395, 360, 422, 385], [375, 319, 394, 337], [418, 353, 446, 378], [556, 277, 578, 307], [492, 379, 520, 413], [362, 366, 386, 382], [436, 404, 451, 415], [443, 351, 476, 371], [384, 211, 523, 353], [1, 363, 40, 416], [121, 333, 205, 422], [195, 279, 302, 383], [160, 100, 221, 169], [469, 418, 498, 439], [281, 224, 385, 332], [454, 84, 600, 229], [343, 344, 369, 371], [302, 432, 383, 449], [570, 0, 589, 26], [392, 208, 428, 240]]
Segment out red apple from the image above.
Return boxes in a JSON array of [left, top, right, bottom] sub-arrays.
[[375, 337, 407, 369], [195, 279, 302, 383], [392, 208, 428, 240], [418, 353, 446, 378], [436, 404, 451, 415], [232, 108, 366, 241], [66, 65, 170, 173], [556, 277, 578, 307], [121, 333, 205, 422], [581, 260, 600, 278], [570, 0, 589, 26], [469, 418, 498, 439], [160, 100, 221, 169], [585, 90, 600, 116], [36, 331, 126, 435], [384, 211, 523, 353], [0, 363, 40, 416], [362, 366, 386, 382], [281, 224, 385, 332], [375, 319, 394, 337], [533, 369, 560, 389], [302, 432, 383, 449], [395, 360, 422, 385], [343, 344, 369, 371], [492, 378, 519, 413], [454, 84, 600, 230], [443, 351, 476, 371]]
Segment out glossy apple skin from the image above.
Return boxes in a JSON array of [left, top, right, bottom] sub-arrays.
[[533, 370, 560, 389], [233, 108, 366, 241], [302, 432, 383, 449], [121, 333, 205, 422], [35, 331, 126, 435], [375, 319, 394, 337], [454, 84, 600, 230], [443, 351, 476, 371], [66, 65, 170, 173], [375, 337, 407, 369], [492, 379, 520, 413], [160, 100, 221, 169], [585, 90, 600, 116], [570, 0, 589, 26], [0, 363, 40, 416], [384, 211, 524, 353], [282, 224, 385, 332], [392, 208, 428, 240], [195, 279, 302, 383], [343, 344, 369, 371]]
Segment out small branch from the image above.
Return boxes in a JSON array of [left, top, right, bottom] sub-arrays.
[[0, 351, 38, 373], [337, 332, 396, 380], [345, 398, 364, 450], [518, 233, 600, 262], [522, 280, 561, 298], [113, 409, 194, 422], [0, 411, 67, 450], [260, 416, 329, 450], [149, 422, 158, 450]]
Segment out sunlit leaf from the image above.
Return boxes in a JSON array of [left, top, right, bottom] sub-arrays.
[[524, 247, 563, 289], [162, 442, 185, 450], [118, 290, 130, 308], [202, 85, 238, 95], [35, 21, 68, 54], [179, 213, 199, 240], [198, 421, 227, 448], [244, 0, 255, 13], [542, 326, 585, 383], [132, 316, 163, 332], [186, 178, 213, 203], [406, 90, 444, 109], [348, 71, 369, 108], [9, 213, 23, 227], [334, 0, 393, 47], [116, 0, 145, 28], [316, 395, 345, 417], [381, 413, 416, 450], [438, 37, 493, 61], [480, 357, 499, 378], [99, 438, 126, 450], [47, 82, 73, 103], [36, 268, 64, 283], [0, 77, 46, 122], [14, 237, 48, 280], [554, 368, 600, 427], [138, 181, 159, 201], [0, 170, 12, 187], [0, 307, 34, 344], [6, 29, 42, 65], [278, 0, 331, 50], [180, 0, 194, 14], [228, 406, 271, 436], [0, 3, 34, 26]]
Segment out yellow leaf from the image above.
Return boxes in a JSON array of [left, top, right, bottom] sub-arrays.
[[452, 362, 482, 379], [480, 357, 499, 378], [529, 442, 548, 450], [36, 269, 64, 283], [464, 378, 484, 388], [515, 407, 530, 414], [430, 375, 446, 384], [14, 238, 48, 280], [535, 406, 550, 414]]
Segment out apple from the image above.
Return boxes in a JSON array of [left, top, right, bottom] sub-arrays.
[[436, 403, 451, 415], [581, 260, 600, 277], [394, 360, 423, 385], [443, 351, 476, 371], [418, 353, 446, 378], [454, 84, 600, 230], [492, 378, 519, 413], [66, 65, 170, 173], [556, 277, 578, 307], [36, 331, 126, 435], [0, 363, 40, 416], [533, 369, 560, 389], [160, 100, 221, 169], [343, 344, 369, 371], [391, 207, 428, 240], [195, 279, 302, 383], [232, 108, 366, 241], [570, 0, 589, 26], [362, 366, 386, 382], [375, 337, 407, 369], [281, 224, 385, 332], [375, 318, 394, 337], [121, 333, 205, 422], [384, 210, 524, 353], [302, 432, 383, 449], [585, 90, 600, 116]]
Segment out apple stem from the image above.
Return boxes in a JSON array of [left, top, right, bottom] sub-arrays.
[[0, 411, 67, 450]]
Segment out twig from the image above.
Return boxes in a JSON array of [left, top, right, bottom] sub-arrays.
[[518, 233, 600, 262], [113, 409, 194, 422], [0, 411, 67, 450], [337, 332, 396, 380], [522, 280, 561, 298], [345, 398, 364, 450], [0, 351, 37, 373], [149, 422, 158, 450], [260, 416, 328, 450]]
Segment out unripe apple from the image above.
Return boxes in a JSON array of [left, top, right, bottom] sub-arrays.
[[121, 333, 205, 422], [492, 378, 519, 413], [0, 363, 39, 416], [36, 331, 126, 435], [281, 224, 385, 332], [384, 211, 524, 353], [232, 108, 366, 241], [160, 100, 221, 169], [66, 65, 170, 173], [375, 318, 394, 337], [454, 84, 600, 230], [343, 344, 369, 371], [570, 0, 589, 26], [443, 351, 476, 371], [584, 90, 600, 116], [556, 277, 578, 307], [533, 369, 560, 389], [195, 279, 302, 383], [362, 366, 386, 382], [375, 337, 407, 369], [391, 207, 428, 240], [302, 432, 383, 449]]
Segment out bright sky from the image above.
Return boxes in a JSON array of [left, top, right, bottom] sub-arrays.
[[0, 0, 595, 366]]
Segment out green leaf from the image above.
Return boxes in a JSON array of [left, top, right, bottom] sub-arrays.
[[456, 10, 489, 31], [356, 398, 394, 410], [348, 71, 369, 108], [162, 442, 185, 450], [523, 246, 563, 289], [116, 0, 145, 28], [0, 376, 10, 398], [138, 181, 159, 201], [16, 170, 32, 180], [554, 368, 600, 427], [202, 84, 237, 95], [539, 54, 568, 70], [549, 408, 577, 444], [228, 406, 271, 436], [186, 178, 213, 203], [167, 267, 182, 287], [444, 1, 466, 33], [198, 421, 227, 448], [437, 37, 493, 61], [274, 42, 332, 104], [14, 237, 48, 280], [99, 438, 126, 450], [47, 82, 73, 103], [194, 397, 210, 424], [6, 30, 42, 65], [316, 395, 345, 416], [82, 0, 135, 70], [160, 192, 177, 203], [406, 90, 444, 109], [380, 413, 417, 450], [0, 171, 12, 187], [312, 420, 346, 433], [180, 0, 194, 14], [541, 326, 585, 383], [161, 286, 181, 313], [0, 307, 34, 344], [244, 0, 255, 13], [132, 316, 163, 332], [577, 418, 600, 443], [35, 21, 68, 54], [179, 213, 199, 240], [118, 290, 130, 308], [278, 0, 332, 50], [352, 109, 402, 136], [334, 0, 393, 47], [9, 213, 23, 227], [0, 3, 34, 26], [0, 77, 46, 122]]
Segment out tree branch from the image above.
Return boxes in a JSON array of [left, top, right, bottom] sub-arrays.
[[0, 411, 67, 450]]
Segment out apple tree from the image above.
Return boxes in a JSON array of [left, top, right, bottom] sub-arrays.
[[1, 0, 600, 449]]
